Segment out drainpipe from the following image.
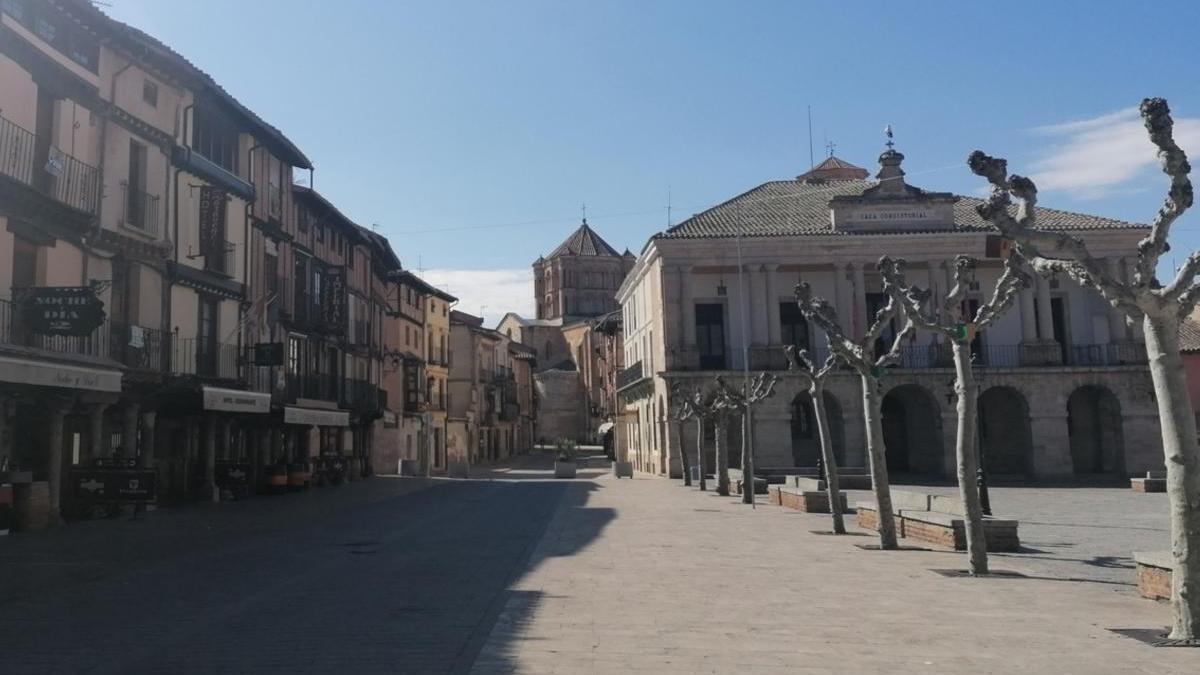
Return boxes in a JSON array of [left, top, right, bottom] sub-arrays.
[[243, 142, 262, 353]]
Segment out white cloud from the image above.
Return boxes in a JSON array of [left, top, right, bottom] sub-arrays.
[[420, 268, 534, 328], [1028, 107, 1200, 199]]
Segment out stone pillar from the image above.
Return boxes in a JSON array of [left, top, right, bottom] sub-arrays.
[[1035, 276, 1054, 341], [1105, 258, 1127, 342], [46, 402, 69, 522], [122, 401, 140, 458], [1019, 287, 1037, 342], [1030, 412, 1073, 477], [852, 263, 867, 339], [88, 403, 108, 462], [140, 412, 157, 467], [221, 418, 234, 460], [202, 416, 218, 502], [750, 265, 767, 346], [833, 263, 849, 330], [765, 265, 780, 346]]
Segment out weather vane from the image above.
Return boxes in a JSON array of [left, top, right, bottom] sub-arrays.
[[826, 140, 836, 157], [884, 124, 894, 150]]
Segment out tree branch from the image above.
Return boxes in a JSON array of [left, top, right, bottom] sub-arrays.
[[974, 251, 1031, 329], [795, 281, 867, 371], [878, 256, 956, 338], [1135, 97, 1194, 288]]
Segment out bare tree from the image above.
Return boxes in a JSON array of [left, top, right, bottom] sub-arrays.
[[795, 282, 913, 549], [878, 254, 1028, 575], [714, 373, 779, 505], [711, 377, 740, 496], [968, 97, 1199, 638], [682, 384, 719, 492], [785, 344, 846, 534], [668, 381, 695, 487]]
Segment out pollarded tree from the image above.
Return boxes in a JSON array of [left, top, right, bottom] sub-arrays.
[[969, 98, 1199, 639], [668, 381, 696, 487], [878, 254, 1028, 575], [784, 344, 846, 534], [711, 377, 741, 497], [682, 384, 719, 492], [795, 282, 914, 549], [713, 373, 779, 505]]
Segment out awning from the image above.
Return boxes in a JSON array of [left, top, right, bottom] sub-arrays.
[[597, 422, 614, 435], [202, 386, 271, 413], [0, 354, 121, 392], [284, 406, 350, 427]]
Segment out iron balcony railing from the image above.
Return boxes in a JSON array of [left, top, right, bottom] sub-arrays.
[[0, 113, 101, 214], [341, 378, 382, 411], [0, 296, 109, 359], [169, 336, 240, 379], [109, 322, 167, 372], [616, 360, 644, 390], [122, 182, 160, 236], [286, 372, 339, 401], [204, 240, 238, 278]]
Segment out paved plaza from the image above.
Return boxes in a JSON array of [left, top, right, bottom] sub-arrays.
[[0, 454, 1194, 674]]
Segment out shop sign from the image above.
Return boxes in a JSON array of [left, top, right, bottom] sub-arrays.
[[202, 386, 271, 413], [0, 355, 121, 392], [17, 286, 105, 336], [72, 468, 157, 503], [284, 406, 349, 427]]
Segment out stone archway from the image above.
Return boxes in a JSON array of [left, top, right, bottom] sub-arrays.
[[881, 384, 944, 475], [790, 391, 845, 467], [978, 386, 1033, 476], [1067, 385, 1126, 475]]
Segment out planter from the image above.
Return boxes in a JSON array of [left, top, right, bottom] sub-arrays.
[[554, 461, 577, 479], [613, 461, 633, 478], [448, 462, 470, 479]]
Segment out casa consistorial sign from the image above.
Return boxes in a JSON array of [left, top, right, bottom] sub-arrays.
[[17, 286, 106, 336]]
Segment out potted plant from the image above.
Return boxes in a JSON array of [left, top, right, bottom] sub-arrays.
[[553, 439, 577, 479]]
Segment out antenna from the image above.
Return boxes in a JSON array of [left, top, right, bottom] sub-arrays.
[[807, 106, 814, 170]]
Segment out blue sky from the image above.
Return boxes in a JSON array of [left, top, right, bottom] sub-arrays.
[[107, 0, 1200, 323]]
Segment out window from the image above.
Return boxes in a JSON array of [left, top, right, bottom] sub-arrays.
[[142, 79, 158, 107], [264, 248, 278, 296], [125, 140, 149, 230], [198, 297, 218, 376], [4, 0, 98, 72], [865, 292, 898, 355], [191, 107, 239, 174], [695, 303, 725, 370], [297, 207, 309, 233], [316, 223, 324, 244], [346, 246, 354, 269], [779, 302, 809, 351]]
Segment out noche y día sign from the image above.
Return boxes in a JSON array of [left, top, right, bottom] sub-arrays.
[[19, 286, 106, 337]]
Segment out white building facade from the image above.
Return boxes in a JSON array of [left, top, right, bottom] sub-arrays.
[[615, 153, 1160, 481]]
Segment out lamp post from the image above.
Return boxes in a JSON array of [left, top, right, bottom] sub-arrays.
[[971, 351, 992, 516]]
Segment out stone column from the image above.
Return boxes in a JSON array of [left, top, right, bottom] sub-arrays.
[[765, 265, 780, 346], [1019, 287, 1037, 342], [852, 263, 867, 339], [833, 263, 849, 331], [140, 412, 157, 467], [88, 403, 108, 462], [202, 416, 218, 502], [46, 402, 69, 523], [221, 418, 235, 460], [1105, 258, 1127, 342], [1035, 276, 1054, 341], [122, 401, 141, 458], [750, 265, 767, 346]]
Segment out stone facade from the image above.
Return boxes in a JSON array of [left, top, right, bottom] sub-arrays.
[[616, 151, 1160, 482]]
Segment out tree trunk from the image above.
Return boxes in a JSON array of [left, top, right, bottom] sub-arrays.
[[812, 382, 845, 534], [741, 406, 754, 505], [1144, 314, 1200, 640], [696, 417, 707, 492], [677, 420, 692, 486], [715, 418, 730, 496], [951, 341, 988, 575], [861, 374, 898, 549]]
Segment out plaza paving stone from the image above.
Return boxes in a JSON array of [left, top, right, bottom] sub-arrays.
[[472, 471, 1194, 674]]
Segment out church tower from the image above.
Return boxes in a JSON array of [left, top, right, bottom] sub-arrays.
[[532, 219, 635, 320]]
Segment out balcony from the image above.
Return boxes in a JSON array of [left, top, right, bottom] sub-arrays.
[[342, 378, 383, 413], [122, 182, 160, 237], [616, 360, 645, 390], [0, 113, 101, 214], [169, 336, 240, 380], [204, 240, 237, 278], [109, 322, 167, 372], [0, 296, 109, 359], [285, 372, 339, 402]]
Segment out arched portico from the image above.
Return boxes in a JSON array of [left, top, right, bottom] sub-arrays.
[[790, 391, 846, 467], [978, 386, 1033, 476], [1067, 385, 1125, 475], [881, 384, 944, 475]]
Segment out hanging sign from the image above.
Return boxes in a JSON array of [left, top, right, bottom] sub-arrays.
[[18, 286, 106, 336]]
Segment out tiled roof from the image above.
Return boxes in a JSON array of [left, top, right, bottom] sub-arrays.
[[796, 156, 870, 181], [1180, 318, 1200, 353], [656, 179, 1143, 240], [548, 221, 622, 258]]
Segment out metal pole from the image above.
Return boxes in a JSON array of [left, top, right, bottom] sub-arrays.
[[736, 203, 753, 505]]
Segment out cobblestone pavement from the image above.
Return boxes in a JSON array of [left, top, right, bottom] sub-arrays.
[[0, 454, 589, 674], [473, 473, 1193, 674]]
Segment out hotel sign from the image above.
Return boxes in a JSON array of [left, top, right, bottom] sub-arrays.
[[17, 286, 106, 336]]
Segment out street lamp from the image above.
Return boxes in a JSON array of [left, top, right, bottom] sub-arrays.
[[971, 352, 992, 517]]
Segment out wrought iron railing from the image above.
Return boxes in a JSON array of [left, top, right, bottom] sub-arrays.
[[0, 114, 100, 214], [616, 360, 644, 390], [0, 297, 109, 358], [285, 372, 339, 401], [109, 322, 167, 371], [204, 240, 237, 277], [169, 336, 240, 379], [122, 182, 160, 236]]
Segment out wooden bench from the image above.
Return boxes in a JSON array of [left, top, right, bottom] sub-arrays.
[[855, 488, 1020, 552], [1134, 551, 1171, 600], [1131, 470, 1166, 493]]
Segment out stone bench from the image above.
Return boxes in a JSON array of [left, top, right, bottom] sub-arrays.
[[778, 472, 872, 491], [728, 469, 769, 495], [612, 461, 633, 478], [855, 495, 1020, 552], [1134, 551, 1171, 601], [768, 484, 849, 514], [1131, 471, 1166, 493]]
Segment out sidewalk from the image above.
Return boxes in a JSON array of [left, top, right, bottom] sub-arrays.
[[471, 472, 1193, 674]]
